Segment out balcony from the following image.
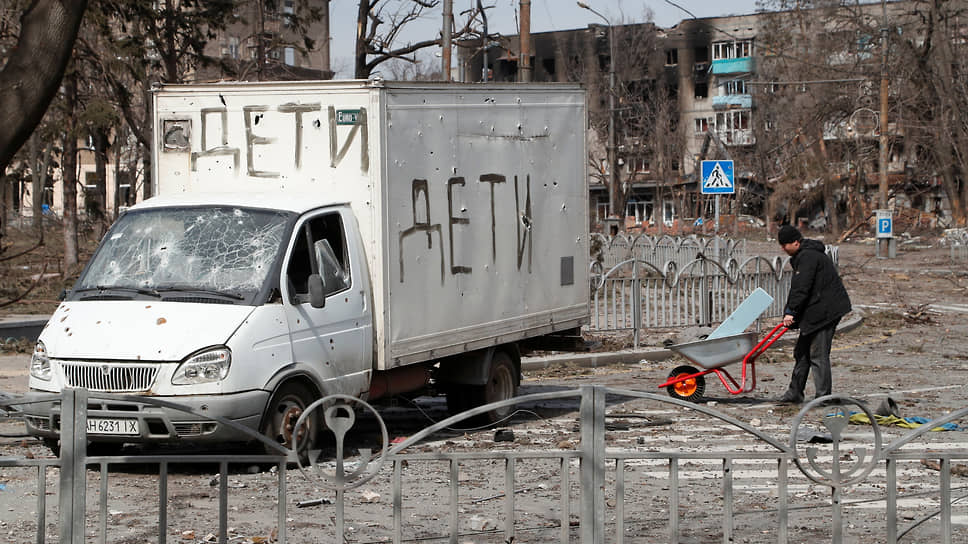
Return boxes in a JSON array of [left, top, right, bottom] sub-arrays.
[[717, 129, 755, 146], [712, 94, 753, 110], [711, 57, 754, 75]]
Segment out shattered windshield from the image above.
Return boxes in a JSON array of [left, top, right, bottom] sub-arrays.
[[75, 206, 291, 301]]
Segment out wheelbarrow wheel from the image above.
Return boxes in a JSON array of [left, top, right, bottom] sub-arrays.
[[666, 365, 705, 403]]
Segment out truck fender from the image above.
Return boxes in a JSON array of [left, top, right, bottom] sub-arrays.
[[261, 364, 324, 401], [435, 345, 521, 386]]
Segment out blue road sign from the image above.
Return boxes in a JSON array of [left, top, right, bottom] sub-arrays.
[[878, 218, 891, 234], [701, 160, 735, 194], [876, 209, 893, 239]]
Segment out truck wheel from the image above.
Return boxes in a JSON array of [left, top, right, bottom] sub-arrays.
[[42, 438, 60, 457], [444, 351, 519, 425], [261, 382, 318, 463], [481, 352, 518, 422], [445, 387, 473, 416], [666, 365, 705, 403]]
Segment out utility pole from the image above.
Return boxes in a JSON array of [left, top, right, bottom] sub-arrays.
[[879, 0, 889, 210], [520, 0, 532, 82], [578, 2, 618, 222], [442, 0, 452, 81], [478, 0, 489, 82], [320, 0, 331, 75], [878, 0, 895, 258]]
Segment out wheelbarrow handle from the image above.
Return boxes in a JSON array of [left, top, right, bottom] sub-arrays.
[[744, 323, 788, 364]]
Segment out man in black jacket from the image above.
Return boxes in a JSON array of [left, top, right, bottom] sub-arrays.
[[776, 225, 851, 404]]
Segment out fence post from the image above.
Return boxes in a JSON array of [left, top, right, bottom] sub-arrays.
[[59, 387, 88, 544], [579, 386, 606, 544], [632, 259, 641, 348], [700, 255, 710, 325]]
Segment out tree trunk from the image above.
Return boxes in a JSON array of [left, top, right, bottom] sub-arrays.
[[62, 71, 79, 270], [93, 127, 109, 234], [0, 0, 88, 175], [29, 132, 51, 233], [142, 87, 153, 201], [940, 160, 966, 226], [113, 126, 124, 217], [354, 1, 370, 78], [815, 134, 840, 235]]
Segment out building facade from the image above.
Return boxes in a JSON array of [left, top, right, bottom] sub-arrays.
[[456, 2, 944, 232]]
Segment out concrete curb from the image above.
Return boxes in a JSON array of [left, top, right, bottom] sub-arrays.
[[0, 315, 49, 342], [521, 312, 865, 371]]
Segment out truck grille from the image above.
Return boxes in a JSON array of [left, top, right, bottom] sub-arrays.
[[57, 361, 159, 392]]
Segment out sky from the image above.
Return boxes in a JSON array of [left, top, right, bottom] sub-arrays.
[[327, 0, 764, 77]]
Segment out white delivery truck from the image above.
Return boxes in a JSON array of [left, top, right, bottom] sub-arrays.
[[24, 79, 589, 457]]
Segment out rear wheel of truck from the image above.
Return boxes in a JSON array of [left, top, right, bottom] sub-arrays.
[[481, 352, 518, 423], [42, 438, 60, 457], [446, 351, 519, 425], [261, 382, 318, 464]]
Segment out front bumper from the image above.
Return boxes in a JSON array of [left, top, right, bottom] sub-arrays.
[[22, 389, 270, 444]]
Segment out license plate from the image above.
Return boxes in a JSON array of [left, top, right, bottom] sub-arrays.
[[86, 418, 139, 436]]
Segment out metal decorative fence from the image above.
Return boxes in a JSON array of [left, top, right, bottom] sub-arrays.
[[2, 388, 967, 543], [946, 229, 968, 261], [588, 244, 842, 346], [590, 234, 746, 271], [589, 255, 793, 346]]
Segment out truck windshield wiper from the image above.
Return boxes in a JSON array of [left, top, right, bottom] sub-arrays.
[[154, 285, 246, 301], [74, 285, 162, 298]]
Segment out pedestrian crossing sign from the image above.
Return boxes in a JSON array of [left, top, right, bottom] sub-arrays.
[[701, 160, 735, 194]]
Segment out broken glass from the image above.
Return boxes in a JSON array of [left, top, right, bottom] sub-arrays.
[[75, 207, 292, 302]]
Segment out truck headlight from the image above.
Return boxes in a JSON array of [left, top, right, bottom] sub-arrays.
[[30, 341, 51, 380], [172, 348, 231, 385]]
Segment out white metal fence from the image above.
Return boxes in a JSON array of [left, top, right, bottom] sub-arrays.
[[589, 255, 793, 345], [590, 234, 746, 271], [2, 388, 967, 543], [946, 229, 968, 261], [588, 237, 840, 346]]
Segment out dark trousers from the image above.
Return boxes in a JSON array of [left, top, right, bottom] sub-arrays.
[[787, 319, 839, 399]]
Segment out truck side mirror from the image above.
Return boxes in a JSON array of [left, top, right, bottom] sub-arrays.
[[308, 273, 326, 308], [58, 289, 68, 301]]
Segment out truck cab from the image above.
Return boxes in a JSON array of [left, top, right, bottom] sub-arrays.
[[25, 193, 372, 457]]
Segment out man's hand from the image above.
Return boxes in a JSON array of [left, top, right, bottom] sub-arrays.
[[782, 314, 795, 327]]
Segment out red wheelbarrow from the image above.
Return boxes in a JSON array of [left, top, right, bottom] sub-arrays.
[[658, 323, 788, 402]]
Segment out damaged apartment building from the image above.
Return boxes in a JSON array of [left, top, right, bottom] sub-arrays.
[[456, 2, 949, 233]]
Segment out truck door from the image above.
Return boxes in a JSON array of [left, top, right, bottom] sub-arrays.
[[282, 209, 372, 397]]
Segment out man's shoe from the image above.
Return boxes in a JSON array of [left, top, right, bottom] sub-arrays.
[[775, 392, 804, 404]]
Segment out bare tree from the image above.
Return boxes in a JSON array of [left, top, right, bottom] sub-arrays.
[[383, 50, 441, 80], [61, 68, 79, 269], [354, 0, 479, 78], [753, 1, 874, 233], [0, 0, 88, 181], [892, 0, 968, 227]]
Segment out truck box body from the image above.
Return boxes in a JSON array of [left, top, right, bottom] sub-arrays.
[[24, 80, 589, 450], [154, 80, 589, 370]]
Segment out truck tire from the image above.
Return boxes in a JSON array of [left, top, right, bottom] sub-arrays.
[[481, 352, 518, 423], [261, 382, 318, 464], [444, 351, 519, 425], [42, 437, 60, 457]]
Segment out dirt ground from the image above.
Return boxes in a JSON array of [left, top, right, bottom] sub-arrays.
[[1, 234, 968, 543]]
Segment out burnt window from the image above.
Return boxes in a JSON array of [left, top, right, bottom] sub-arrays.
[[694, 46, 709, 63], [665, 49, 678, 65], [695, 82, 708, 98], [542, 57, 556, 78]]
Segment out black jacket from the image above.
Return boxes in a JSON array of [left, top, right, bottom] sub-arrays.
[[784, 239, 851, 335]]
